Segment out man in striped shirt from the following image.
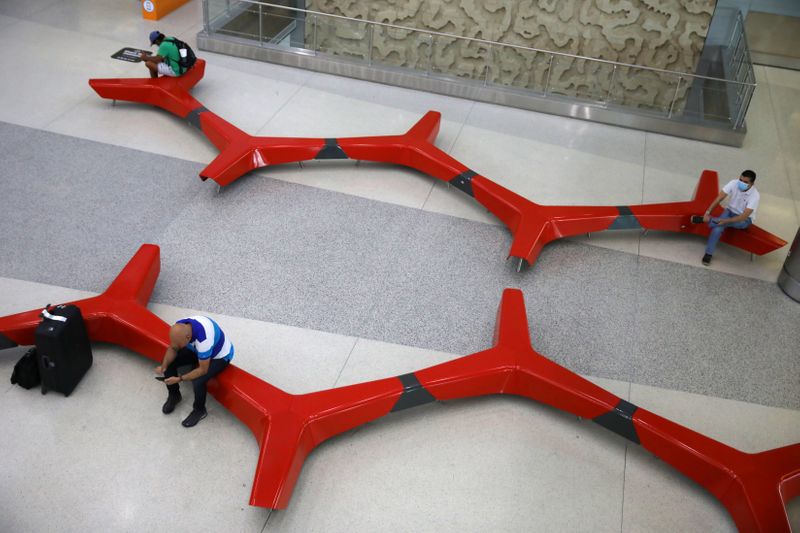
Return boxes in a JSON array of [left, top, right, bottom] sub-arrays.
[[155, 316, 234, 427]]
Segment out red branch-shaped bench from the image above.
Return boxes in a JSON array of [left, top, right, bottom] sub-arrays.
[[1, 244, 797, 531], [88, 61, 787, 269]]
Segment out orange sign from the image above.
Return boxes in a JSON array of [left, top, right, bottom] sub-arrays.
[[141, 0, 190, 21]]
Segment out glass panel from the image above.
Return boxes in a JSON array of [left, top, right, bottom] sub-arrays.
[[209, 3, 310, 49], [206, 0, 226, 32], [428, 34, 491, 82], [207, 0, 237, 33], [258, 8, 305, 48], [606, 67, 683, 116], [213, 2, 262, 41], [702, 85, 732, 124], [369, 25, 433, 74], [546, 57, 616, 102], [488, 45, 553, 94], [677, 77, 733, 125], [312, 15, 370, 61]]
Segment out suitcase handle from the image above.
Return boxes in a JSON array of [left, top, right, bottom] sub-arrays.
[[41, 355, 55, 369], [41, 307, 67, 323]]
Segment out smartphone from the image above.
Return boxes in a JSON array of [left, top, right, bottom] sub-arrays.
[[155, 376, 167, 381]]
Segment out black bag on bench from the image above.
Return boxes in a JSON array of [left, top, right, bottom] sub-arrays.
[[35, 304, 93, 396], [10, 347, 41, 389]]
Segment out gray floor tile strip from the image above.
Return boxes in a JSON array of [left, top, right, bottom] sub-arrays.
[[1, 121, 798, 409]]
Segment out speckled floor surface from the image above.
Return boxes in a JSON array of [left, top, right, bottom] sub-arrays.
[[1, 121, 797, 409]]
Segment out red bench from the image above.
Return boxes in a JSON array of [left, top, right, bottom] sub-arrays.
[[1, 245, 797, 531], [88, 67, 787, 269]]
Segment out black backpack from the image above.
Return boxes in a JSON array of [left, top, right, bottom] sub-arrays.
[[10, 347, 41, 389], [165, 37, 196, 74]]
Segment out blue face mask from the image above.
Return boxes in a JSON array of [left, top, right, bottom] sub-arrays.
[[738, 181, 749, 191]]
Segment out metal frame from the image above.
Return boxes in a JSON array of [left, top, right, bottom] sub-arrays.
[[1, 246, 797, 531]]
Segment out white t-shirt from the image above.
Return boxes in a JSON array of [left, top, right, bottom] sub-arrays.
[[722, 179, 759, 221]]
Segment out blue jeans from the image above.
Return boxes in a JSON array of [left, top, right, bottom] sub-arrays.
[[705, 208, 752, 255]]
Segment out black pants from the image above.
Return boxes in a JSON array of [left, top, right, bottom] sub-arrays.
[[165, 348, 230, 410]]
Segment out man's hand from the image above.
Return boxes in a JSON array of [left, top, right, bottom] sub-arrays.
[[702, 214, 710, 223], [154, 365, 165, 374], [164, 376, 181, 385]]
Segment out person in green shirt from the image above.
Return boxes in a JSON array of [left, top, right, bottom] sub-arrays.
[[140, 31, 182, 78]]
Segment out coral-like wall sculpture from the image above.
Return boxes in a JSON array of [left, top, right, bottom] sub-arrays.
[[306, 0, 717, 113]]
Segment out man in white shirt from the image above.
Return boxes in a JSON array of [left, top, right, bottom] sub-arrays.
[[691, 170, 760, 266]]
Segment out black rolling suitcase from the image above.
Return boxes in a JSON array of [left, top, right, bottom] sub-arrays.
[[35, 304, 93, 396]]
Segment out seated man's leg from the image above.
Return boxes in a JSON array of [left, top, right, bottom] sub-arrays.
[[164, 348, 198, 395], [725, 217, 752, 230], [705, 220, 726, 256], [705, 208, 734, 256], [190, 358, 231, 412], [144, 60, 158, 79], [157, 62, 178, 77], [162, 348, 197, 414]]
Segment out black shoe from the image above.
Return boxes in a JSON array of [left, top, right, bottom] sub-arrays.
[[182, 408, 207, 427], [690, 215, 705, 224], [702, 253, 712, 266], [162, 392, 182, 414]]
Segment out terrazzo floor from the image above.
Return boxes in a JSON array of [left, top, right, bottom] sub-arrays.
[[0, 1, 798, 532]]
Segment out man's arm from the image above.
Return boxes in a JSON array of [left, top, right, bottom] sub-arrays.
[[703, 190, 728, 222], [164, 358, 210, 385], [154, 346, 177, 374], [139, 52, 164, 63], [717, 207, 753, 225]]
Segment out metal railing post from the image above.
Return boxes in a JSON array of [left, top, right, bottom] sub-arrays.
[[312, 14, 317, 54], [729, 10, 755, 129], [733, 36, 744, 68], [735, 59, 746, 87], [484, 44, 492, 86], [426, 33, 434, 76], [202, 0, 210, 33], [727, 12, 740, 49], [543, 54, 554, 95], [258, 3, 263, 45], [732, 32, 741, 57], [733, 84, 754, 129], [606, 64, 617, 103], [367, 24, 374, 65], [727, 37, 737, 73], [667, 76, 682, 118]]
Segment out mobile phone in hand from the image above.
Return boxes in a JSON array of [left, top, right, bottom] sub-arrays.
[[155, 376, 167, 381]]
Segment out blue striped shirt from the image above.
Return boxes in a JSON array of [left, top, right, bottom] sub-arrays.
[[175, 316, 234, 362]]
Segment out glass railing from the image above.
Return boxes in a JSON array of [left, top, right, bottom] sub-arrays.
[[201, 1, 756, 131]]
